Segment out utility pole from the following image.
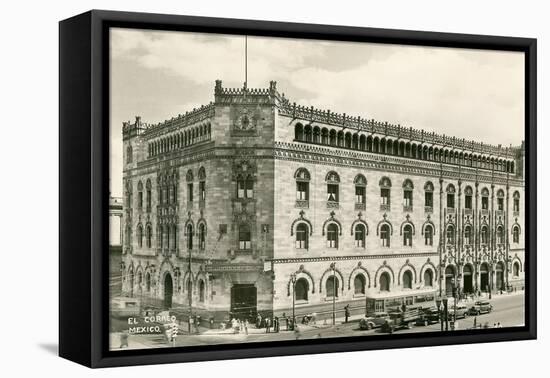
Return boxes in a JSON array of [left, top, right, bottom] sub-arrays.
[[331, 263, 336, 326]]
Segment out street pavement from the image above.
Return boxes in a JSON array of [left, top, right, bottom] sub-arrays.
[[110, 291, 525, 350]]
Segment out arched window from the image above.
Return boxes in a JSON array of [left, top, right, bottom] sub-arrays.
[[326, 171, 340, 203], [480, 225, 489, 244], [513, 191, 520, 213], [512, 226, 520, 243], [446, 225, 455, 244], [137, 224, 143, 248], [424, 225, 433, 246], [496, 225, 504, 244], [464, 186, 473, 210], [446, 184, 456, 209], [171, 225, 177, 250], [327, 223, 339, 248], [198, 223, 206, 250], [464, 225, 472, 245], [354, 224, 366, 247], [186, 224, 193, 250], [295, 278, 309, 301], [199, 167, 206, 203], [137, 181, 143, 210], [497, 189, 505, 211], [403, 179, 414, 209], [379, 177, 391, 209], [146, 225, 152, 248], [239, 224, 251, 250], [145, 272, 151, 292], [379, 272, 390, 292], [481, 188, 489, 210], [296, 223, 309, 249], [403, 270, 413, 289], [126, 145, 133, 163], [380, 224, 390, 247], [295, 123, 304, 141], [326, 276, 339, 297], [513, 262, 520, 277], [354, 174, 367, 205], [403, 224, 413, 247], [237, 174, 254, 199], [165, 225, 171, 250], [145, 179, 152, 212], [199, 280, 205, 302], [424, 181, 434, 210], [424, 270, 433, 287], [295, 168, 310, 201], [354, 274, 366, 295]]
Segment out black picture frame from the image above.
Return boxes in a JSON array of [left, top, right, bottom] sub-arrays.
[[59, 9, 537, 368]]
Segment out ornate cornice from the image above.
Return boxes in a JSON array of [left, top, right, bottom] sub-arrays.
[[269, 252, 438, 264]]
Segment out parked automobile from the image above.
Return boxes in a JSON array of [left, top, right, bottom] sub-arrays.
[[381, 308, 423, 333], [468, 301, 493, 315], [449, 304, 469, 319], [416, 306, 440, 326], [359, 312, 389, 330]]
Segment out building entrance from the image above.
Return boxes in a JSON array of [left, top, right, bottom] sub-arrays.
[[230, 284, 257, 320], [164, 273, 173, 309], [463, 265, 473, 294]]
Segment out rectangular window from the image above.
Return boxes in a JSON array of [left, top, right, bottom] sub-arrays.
[[465, 195, 472, 209], [482, 196, 488, 210], [425, 192, 433, 207], [297, 182, 309, 200], [381, 188, 390, 205], [497, 197, 504, 211], [138, 192, 143, 209], [327, 184, 339, 202], [355, 186, 365, 204], [200, 181, 206, 201], [447, 194, 455, 209], [187, 183, 193, 202], [237, 180, 245, 198], [404, 191, 413, 207], [245, 179, 254, 198]]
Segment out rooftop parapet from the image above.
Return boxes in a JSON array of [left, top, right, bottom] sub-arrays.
[[278, 97, 523, 156]]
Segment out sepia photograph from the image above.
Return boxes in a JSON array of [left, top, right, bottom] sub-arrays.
[[108, 27, 526, 351]]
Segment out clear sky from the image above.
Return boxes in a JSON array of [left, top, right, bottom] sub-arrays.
[[110, 27, 525, 197]]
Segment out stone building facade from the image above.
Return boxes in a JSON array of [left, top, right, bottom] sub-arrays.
[[120, 80, 525, 321]]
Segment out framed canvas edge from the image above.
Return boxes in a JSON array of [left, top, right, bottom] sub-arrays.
[[58, 9, 537, 369]]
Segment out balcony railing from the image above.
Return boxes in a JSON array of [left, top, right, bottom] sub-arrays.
[[513, 210, 520, 217], [424, 206, 433, 213], [380, 204, 391, 211], [481, 209, 489, 216], [447, 208, 456, 214], [295, 199, 309, 209], [464, 208, 473, 216], [355, 202, 366, 211], [403, 205, 413, 212], [326, 201, 339, 209]]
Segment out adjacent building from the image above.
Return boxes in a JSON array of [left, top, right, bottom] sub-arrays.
[[120, 80, 525, 321]]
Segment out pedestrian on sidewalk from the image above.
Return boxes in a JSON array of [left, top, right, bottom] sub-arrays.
[[294, 324, 301, 340], [265, 317, 271, 333], [256, 313, 262, 329], [119, 331, 129, 349], [244, 319, 249, 335], [273, 316, 279, 333], [473, 316, 477, 329], [344, 305, 350, 323], [282, 312, 288, 331]]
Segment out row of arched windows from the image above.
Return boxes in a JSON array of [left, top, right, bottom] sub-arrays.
[[292, 268, 435, 301], [149, 122, 211, 157], [295, 168, 521, 214], [293, 220, 520, 250], [294, 123, 516, 173], [132, 222, 208, 251]]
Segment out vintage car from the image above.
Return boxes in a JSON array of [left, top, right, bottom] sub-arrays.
[[449, 304, 470, 319], [359, 312, 389, 330], [381, 308, 423, 333], [416, 306, 440, 326], [468, 301, 493, 315]]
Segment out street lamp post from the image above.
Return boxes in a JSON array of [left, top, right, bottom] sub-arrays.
[[443, 297, 449, 331], [331, 263, 336, 326], [436, 297, 443, 332], [188, 244, 193, 334], [290, 272, 297, 330]]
